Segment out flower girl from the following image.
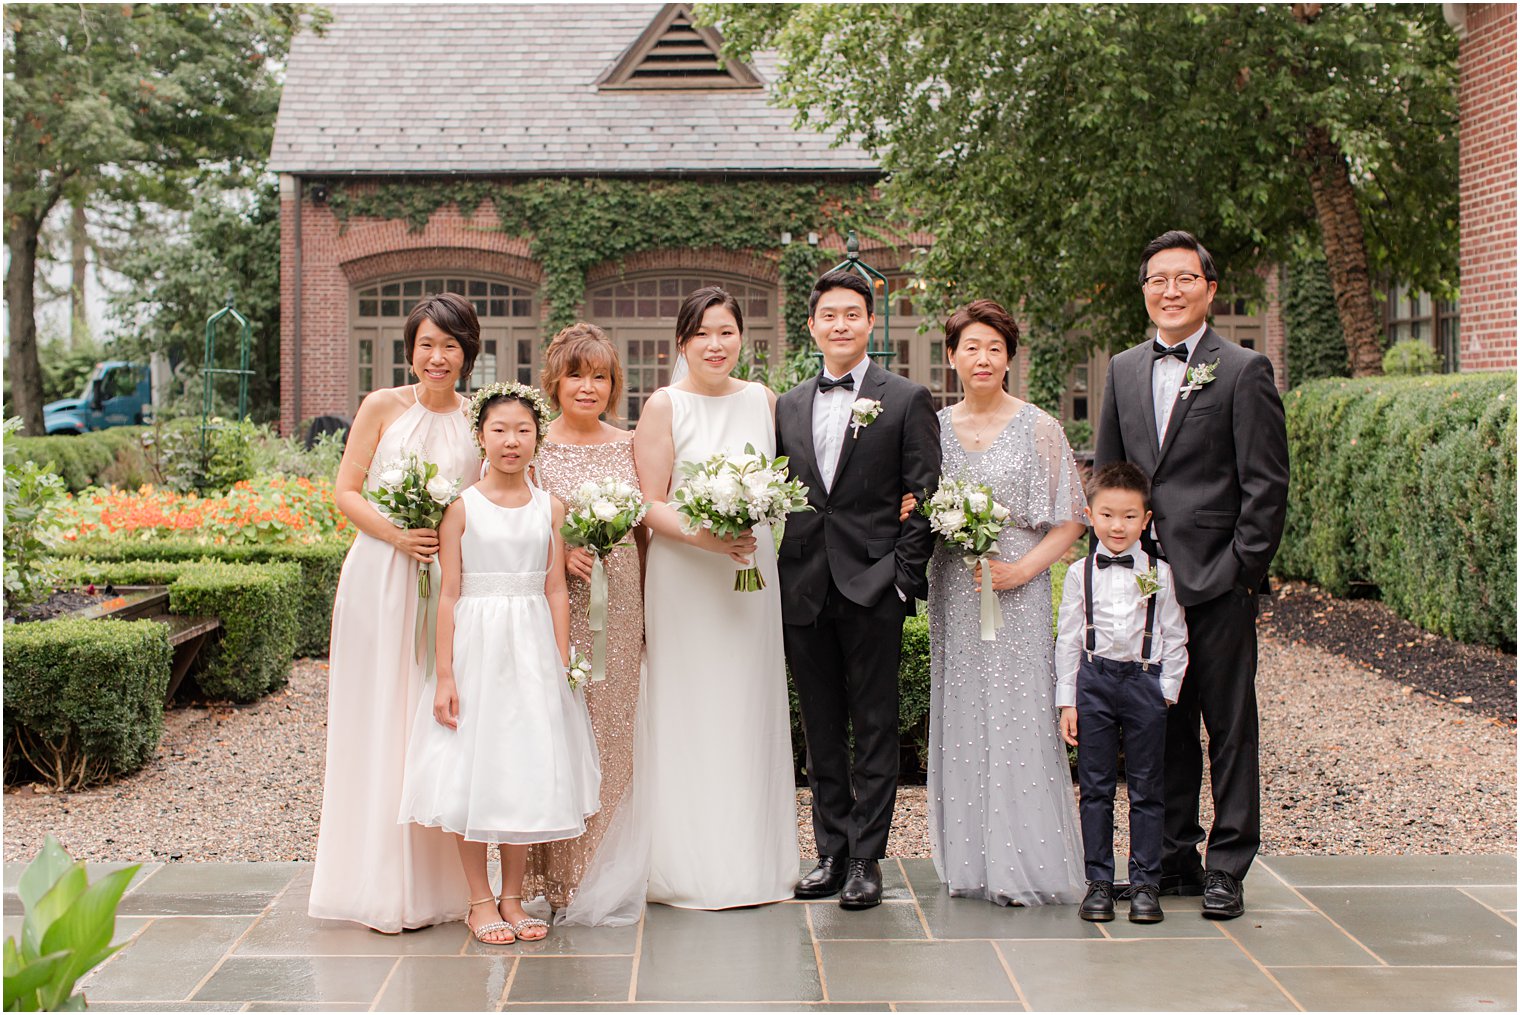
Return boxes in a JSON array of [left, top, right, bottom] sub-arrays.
[[398, 381, 601, 944]]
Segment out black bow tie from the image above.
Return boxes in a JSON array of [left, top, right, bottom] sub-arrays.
[[1152, 341, 1189, 362], [817, 373, 856, 392], [1096, 553, 1134, 570]]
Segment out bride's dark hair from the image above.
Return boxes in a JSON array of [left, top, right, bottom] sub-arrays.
[[674, 286, 745, 349]]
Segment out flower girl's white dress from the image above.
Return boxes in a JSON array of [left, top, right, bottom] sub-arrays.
[[399, 484, 601, 843]]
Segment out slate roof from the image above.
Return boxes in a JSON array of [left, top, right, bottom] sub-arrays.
[[269, 4, 878, 176]]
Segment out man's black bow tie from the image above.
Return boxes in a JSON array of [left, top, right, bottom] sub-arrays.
[[817, 373, 856, 392], [1152, 341, 1189, 362], [1096, 553, 1134, 569]]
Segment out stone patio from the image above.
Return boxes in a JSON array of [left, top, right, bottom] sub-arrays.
[[4, 855, 1515, 1011]]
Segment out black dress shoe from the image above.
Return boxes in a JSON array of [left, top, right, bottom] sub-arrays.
[[795, 856, 848, 899], [1079, 881, 1115, 922], [838, 858, 882, 910], [1158, 869, 1206, 897], [1126, 883, 1164, 924], [1201, 869, 1245, 920]]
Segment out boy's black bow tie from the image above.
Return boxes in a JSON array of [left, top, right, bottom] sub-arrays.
[[817, 373, 856, 392], [1096, 553, 1134, 569], [1152, 341, 1189, 362]]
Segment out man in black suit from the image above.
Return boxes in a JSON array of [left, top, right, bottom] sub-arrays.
[[1095, 231, 1289, 920], [776, 270, 941, 910]]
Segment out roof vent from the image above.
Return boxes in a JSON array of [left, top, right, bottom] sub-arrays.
[[599, 3, 761, 91]]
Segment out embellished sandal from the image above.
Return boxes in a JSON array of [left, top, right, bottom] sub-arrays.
[[498, 894, 549, 941], [467, 895, 516, 945]]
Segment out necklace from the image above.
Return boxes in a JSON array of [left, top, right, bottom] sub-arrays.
[[958, 402, 1008, 447]]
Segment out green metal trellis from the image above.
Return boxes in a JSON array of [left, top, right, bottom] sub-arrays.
[[200, 296, 254, 461]]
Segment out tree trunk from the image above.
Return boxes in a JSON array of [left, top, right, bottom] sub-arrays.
[[1301, 124, 1385, 377], [6, 216, 46, 434], [70, 201, 88, 348]]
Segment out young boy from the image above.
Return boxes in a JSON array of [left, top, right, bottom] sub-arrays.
[[1056, 462, 1187, 923]]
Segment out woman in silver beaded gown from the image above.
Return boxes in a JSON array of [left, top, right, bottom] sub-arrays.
[[926, 300, 1088, 906], [523, 324, 645, 917]]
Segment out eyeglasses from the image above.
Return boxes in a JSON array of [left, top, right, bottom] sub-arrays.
[[1142, 273, 1207, 294]]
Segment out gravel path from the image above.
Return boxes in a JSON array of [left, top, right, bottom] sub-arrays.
[[6, 629, 1514, 864]]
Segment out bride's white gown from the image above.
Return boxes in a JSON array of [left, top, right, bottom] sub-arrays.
[[560, 382, 798, 922]]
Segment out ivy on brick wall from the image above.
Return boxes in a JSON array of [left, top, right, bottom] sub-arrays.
[[326, 178, 876, 336]]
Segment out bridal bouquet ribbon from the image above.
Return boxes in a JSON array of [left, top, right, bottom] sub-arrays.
[[560, 477, 648, 682], [365, 453, 461, 678], [672, 442, 812, 592], [922, 478, 1012, 641]]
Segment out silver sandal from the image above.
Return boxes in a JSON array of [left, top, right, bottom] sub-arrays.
[[467, 895, 516, 945], [499, 894, 550, 941]]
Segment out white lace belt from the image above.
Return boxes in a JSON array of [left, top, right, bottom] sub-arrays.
[[459, 571, 545, 597]]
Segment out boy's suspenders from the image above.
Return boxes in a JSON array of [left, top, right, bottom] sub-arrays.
[[1084, 546, 1158, 671]]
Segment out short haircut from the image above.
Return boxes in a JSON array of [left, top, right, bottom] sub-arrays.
[[808, 269, 874, 318], [675, 285, 745, 349], [1086, 461, 1151, 509], [542, 322, 624, 420], [404, 292, 481, 380], [1138, 230, 1219, 286], [944, 299, 1020, 357]]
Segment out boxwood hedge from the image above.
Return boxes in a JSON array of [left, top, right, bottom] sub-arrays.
[[3, 427, 153, 493]]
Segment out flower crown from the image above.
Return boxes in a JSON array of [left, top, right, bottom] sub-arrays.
[[467, 381, 552, 450]]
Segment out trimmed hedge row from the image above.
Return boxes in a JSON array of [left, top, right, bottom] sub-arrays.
[[53, 559, 301, 701], [3, 618, 172, 790], [59, 537, 351, 656], [4, 427, 153, 492], [1274, 372, 1516, 648]]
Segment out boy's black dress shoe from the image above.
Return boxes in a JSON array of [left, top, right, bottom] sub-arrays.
[[795, 856, 848, 899], [1126, 884, 1164, 924], [1079, 881, 1115, 922], [1201, 869, 1245, 920], [839, 858, 882, 910]]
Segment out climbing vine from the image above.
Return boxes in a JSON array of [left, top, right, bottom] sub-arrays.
[[326, 178, 877, 336]]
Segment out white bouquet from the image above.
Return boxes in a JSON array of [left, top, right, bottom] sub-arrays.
[[922, 477, 1012, 641], [566, 646, 593, 693], [560, 477, 648, 681], [365, 453, 461, 671], [672, 442, 812, 591]]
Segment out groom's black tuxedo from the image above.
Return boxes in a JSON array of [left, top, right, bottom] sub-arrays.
[[1096, 325, 1288, 882], [776, 361, 940, 860]]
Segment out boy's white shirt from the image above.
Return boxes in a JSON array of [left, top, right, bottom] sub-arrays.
[[1055, 546, 1188, 707]]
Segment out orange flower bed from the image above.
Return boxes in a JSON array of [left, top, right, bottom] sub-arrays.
[[58, 476, 350, 546]]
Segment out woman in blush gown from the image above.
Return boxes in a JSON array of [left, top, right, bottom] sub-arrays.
[[926, 299, 1088, 907], [523, 323, 646, 920], [309, 293, 482, 932]]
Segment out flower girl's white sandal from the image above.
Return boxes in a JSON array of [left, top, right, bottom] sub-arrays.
[[498, 894, 549, 941], [467, 895, 516, 945]]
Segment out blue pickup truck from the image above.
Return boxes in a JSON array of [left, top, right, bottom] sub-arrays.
[[42, 361, 152, 435]]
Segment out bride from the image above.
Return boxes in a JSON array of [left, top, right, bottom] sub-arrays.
[[561, 285, 798, 922]]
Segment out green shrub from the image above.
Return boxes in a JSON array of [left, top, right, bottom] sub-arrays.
[[54, 559, 301, 700], [1282, 256, 1350, 386], [3, 421, 67, 612], [1274, 373, 1516, 648], [3, 835, 138, 1011], [3, 427, 152, 493], [57, 537, 351, 656], [3, 619, 171, 789], [1382, 338, 1440, 376]]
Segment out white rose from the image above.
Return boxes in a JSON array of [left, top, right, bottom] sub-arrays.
[[591, 498, 619, 522], [576, 480, 600, 503], [965, 491, 989, 514], [852, 397, 877, 415], [939, 508, 967, 533], [379, 467, 405, 487], [426, 476, 455, 504], [991, 502, 1011, 521]]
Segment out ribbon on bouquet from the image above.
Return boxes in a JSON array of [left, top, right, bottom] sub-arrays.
[[414, 559, 442, 680], [588, 554, 609, 682], [965, 553, 1004, 642]]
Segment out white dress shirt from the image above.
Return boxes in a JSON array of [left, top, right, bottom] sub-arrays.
[[1055, 546, 1188, 708], [812, 355, 870, 493], [1151, 322, 1206, 445]]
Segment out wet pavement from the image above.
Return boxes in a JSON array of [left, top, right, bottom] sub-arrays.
[[4, 855, 1514, 1011]]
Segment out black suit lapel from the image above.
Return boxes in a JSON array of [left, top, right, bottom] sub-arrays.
[[1156, 328, 1223, 470], [790, 379, 824, 497], [829, 363, 885, 493], [1136, 347, 1163, 466]]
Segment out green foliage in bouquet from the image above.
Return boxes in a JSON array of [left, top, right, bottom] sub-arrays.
[[3, 836, 139, 1011]]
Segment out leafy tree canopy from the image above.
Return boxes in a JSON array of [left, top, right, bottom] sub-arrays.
[[699, 3, 1458, 374]]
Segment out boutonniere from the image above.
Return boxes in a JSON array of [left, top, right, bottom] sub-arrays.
[[850, 398, 883, 439], [1135, 566, 1162, 600], [1178, 359, 1220, 400]]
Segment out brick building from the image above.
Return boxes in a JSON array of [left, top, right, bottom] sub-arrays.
[[1448, 2, 1517, 372], [270, 3, 1284, 435]]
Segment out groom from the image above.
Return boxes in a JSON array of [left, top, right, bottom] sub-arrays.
[[1095, 230, 1288, 920], [776, 269, 941, 910]]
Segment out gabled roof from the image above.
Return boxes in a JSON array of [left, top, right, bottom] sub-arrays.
[[598, 4, 760, 90], [269, 3, 877, 176]]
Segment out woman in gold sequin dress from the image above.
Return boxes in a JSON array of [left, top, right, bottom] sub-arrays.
[[524, 323, 646, 917]]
